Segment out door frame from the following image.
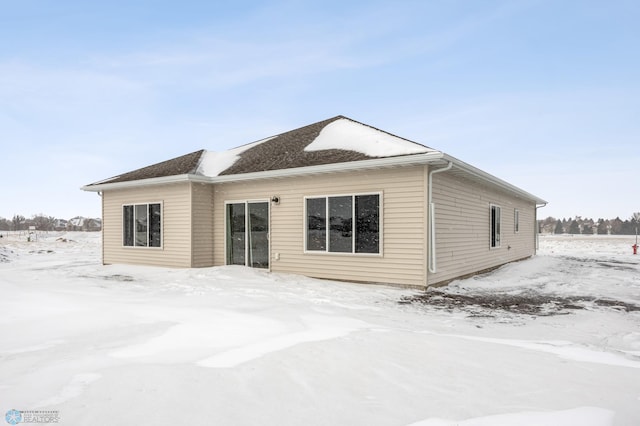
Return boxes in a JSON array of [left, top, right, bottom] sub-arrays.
[[224, 199, 271, 270]]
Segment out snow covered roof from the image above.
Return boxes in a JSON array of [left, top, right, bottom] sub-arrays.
[[304, 118, 432, 157], [82, 115, 545, 204], [201, 116, 434, 177], [85, 116, 435, 187]]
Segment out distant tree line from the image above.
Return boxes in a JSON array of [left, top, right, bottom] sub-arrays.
[[2, 212, 637, 235], [0, 214, 101, 232], [538, 214, 640, 235]]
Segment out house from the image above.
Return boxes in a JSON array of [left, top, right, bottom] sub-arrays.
[[82, 116, 546, 288], [54, 219, 68, 231], [67, 216, 102, 232]]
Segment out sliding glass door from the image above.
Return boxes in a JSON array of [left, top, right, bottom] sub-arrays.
[[226, 201, 269, 269]]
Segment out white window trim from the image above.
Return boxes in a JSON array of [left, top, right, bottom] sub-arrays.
[[514, 208, 520, 234], [303, 192, 383, 257], [122, 201, 163, 249], [490, 203, 501, 249]]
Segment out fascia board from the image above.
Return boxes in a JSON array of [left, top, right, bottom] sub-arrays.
[[81, 151, 545, 205], [82, 152, 445, 191], [80, 174, 211, 192], [443, 154, 547, 204]]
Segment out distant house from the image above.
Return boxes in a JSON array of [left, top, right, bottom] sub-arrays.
[[54, 219, 68, 231], [67, 217, 102, 232], [82, 116, 546, 288]]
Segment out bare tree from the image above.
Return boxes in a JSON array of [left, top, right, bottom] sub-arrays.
[[12, 215, 25, 231], [31, 214, 56, 231]]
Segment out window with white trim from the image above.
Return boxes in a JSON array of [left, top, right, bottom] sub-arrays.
[[305, 194, 380, 254], [514, 208, 520, 233], [490, 204, 501, 248], [123, 203, 162, 247]]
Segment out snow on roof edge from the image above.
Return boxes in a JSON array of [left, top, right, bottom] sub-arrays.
[[196, 136, 277, 177]]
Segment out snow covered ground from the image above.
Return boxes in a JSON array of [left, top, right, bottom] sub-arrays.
[[0, 232, 639, 425]]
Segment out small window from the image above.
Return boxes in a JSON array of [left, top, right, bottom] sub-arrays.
[[355, 194, 380, 253], [306, 193, 380, 254], [329, 196, 352, 253], [306, 198, 327, 251], [514, 209, 520, 233], [490, 204, 501, 248], [123, 203, 162, 247]]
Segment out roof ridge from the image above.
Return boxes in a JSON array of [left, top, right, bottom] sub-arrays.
[[228, 116, 345, 151], [225, 115, 433, 153]]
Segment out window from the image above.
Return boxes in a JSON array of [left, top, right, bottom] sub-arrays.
[[306, 198, 327, 251], [490, 204, 501, 248], [514, 209, 520, 233], [123, 203, 162, 247], [305, 194, 380, 254]]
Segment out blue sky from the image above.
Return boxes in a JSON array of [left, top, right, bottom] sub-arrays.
[[1, 0, 638, 220]]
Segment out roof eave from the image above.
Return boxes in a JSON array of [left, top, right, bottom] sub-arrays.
[[81, 151, 546, 205], [82, 152, 446, 191], [442, 153, 547, 204], [80, 174, 211, 192]]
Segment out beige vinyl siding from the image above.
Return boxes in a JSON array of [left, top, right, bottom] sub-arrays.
[[428, 171, 536, 285], [213, 166, 427, 287], [190, 183, 214, 267], [102, 182, 192, 267]]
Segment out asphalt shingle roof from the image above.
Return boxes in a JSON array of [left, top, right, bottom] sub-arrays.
[[219, 116, 374, 175], [86, 115, 429, 186], [89, 149, 205, 186]]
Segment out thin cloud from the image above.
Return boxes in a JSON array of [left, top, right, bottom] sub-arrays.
[[88, 38, 367, 91]]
